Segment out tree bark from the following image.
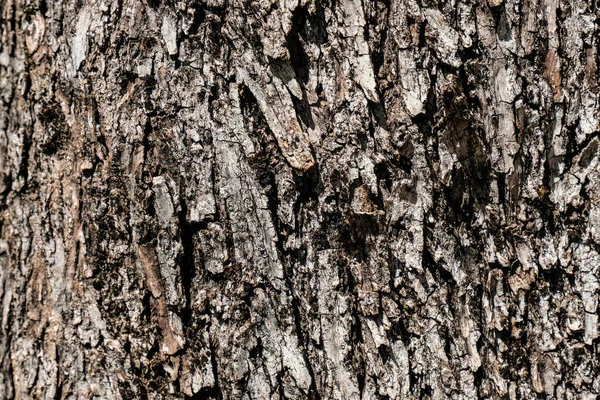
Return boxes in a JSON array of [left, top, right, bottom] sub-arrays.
[[1, 0, 600, 398]]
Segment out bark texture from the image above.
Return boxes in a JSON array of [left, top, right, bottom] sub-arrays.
[[1, 0, 600, 398]]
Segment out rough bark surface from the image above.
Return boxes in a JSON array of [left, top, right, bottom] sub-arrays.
[[1, 0, 600, 398]]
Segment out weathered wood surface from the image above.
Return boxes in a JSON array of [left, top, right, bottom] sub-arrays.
[[1, 0, 600, 398]]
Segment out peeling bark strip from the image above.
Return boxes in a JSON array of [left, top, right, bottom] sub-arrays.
[[2, 0, 600, 398]]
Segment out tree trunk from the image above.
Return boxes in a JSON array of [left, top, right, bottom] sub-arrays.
[[1, 0, 599, 398]]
